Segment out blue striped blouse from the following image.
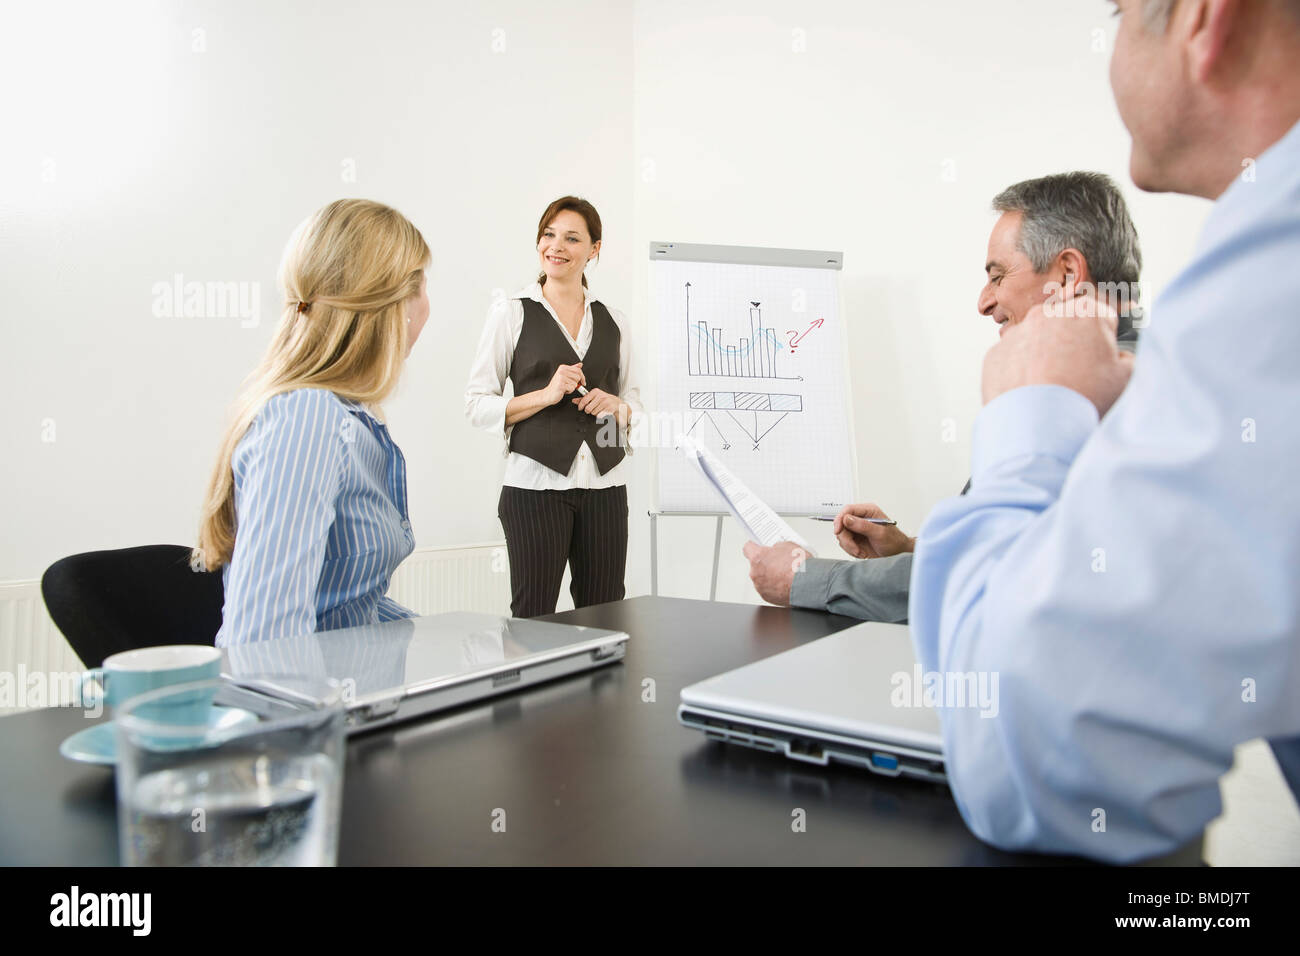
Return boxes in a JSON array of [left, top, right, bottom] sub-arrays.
[[214, 388, 416, 647]]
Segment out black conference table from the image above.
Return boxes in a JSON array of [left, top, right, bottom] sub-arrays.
[[0, 596, 1203, 865]]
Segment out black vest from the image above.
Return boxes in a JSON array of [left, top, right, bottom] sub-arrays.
[[508, 296, 625, 476]]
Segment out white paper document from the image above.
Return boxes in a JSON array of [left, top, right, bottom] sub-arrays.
[[677, 436, 815, 554]]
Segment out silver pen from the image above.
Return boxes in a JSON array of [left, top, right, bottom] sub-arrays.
[[809, 515, 897, 526]]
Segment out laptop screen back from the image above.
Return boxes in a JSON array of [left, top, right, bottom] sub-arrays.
[[680, 622, 946, 752]]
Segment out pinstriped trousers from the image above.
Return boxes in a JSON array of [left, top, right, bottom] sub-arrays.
[[497, 485, 628, 618]]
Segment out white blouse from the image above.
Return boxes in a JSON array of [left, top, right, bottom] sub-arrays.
[[464, 282, 642, 490]]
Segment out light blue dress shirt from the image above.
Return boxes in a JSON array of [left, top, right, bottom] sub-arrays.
[[909, 118, 1300, 862], [214, 388, 415, 647]]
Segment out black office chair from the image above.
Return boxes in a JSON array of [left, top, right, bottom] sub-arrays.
[[41, 545, 225, 668]]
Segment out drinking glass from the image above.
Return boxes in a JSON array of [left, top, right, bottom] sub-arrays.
[[114, 676, 346, 866]]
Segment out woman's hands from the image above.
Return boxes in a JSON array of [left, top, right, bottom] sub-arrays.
[[547, 363, 627, 422], [572, 388, 624, 421], [506, 362, 628, 428], [544, 362, 586, 405]]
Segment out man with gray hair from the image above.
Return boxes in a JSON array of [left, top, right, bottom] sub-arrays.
[[743, 171, 1143, 620], [984, 172, 1142, 348]]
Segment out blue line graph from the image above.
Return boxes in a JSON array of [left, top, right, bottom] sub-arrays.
[[688, 324, 784, 359], [684, 282, 799, 380]]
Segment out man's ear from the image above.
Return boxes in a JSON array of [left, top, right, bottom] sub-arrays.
[[1056, 248, 1091, 294], [1184, 0, 1241, 84]]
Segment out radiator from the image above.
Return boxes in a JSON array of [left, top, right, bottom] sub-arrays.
[[0, 581, 85, 714], [386, 541, 511, 617], [0, 543, 511, 716]]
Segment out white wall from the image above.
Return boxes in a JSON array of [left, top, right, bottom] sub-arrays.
[[1, 0, 1211, 603], [0, 0, 634, 600]]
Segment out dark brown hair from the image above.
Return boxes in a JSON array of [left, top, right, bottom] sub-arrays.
[[535, 196, 602, 288]]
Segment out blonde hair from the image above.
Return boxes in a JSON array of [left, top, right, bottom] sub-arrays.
[[194, 198, 430, 571]]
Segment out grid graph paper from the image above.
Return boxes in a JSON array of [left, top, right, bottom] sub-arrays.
[[651, 248, 855, 515]]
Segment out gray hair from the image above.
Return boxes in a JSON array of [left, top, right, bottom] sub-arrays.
[[1139, 0, 1177, 31], [992, 171, 1142, 307], [1140, 0, 1300, 31]]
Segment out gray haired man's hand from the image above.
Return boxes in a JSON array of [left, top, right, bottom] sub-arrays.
[[982, 292, 1135, 417], [742, 540, 808, 606]]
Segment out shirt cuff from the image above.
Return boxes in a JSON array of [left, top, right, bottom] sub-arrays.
[[970, 385, 1097, 482], [622, 410, 638, 456], [472, 395, 508, 439], [789, 556, 837, 610]]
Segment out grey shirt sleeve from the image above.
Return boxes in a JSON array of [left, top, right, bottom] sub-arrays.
[[788, 553, 913, 623]]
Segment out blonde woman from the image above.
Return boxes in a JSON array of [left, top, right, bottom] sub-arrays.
[[195, 199, 431, 646], [465, 196, 640, 617]]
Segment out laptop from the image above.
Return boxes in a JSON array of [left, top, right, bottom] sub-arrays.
[[678, 622, 947, 783], [220, 611, 628, 733]]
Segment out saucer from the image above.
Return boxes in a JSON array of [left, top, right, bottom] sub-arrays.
[[59, 706, 260, 766]]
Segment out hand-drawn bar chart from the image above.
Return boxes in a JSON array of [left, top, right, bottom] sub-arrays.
[[684, 282, 798, 380], [651, 241, 851, 515]]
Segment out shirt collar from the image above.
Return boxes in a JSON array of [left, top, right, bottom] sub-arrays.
[[519, 280, 596, 308], [1199, 114, 1300, 254], [336, 395, 383, 424]]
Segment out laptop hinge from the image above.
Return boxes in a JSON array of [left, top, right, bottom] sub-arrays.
[[353, 694, 403, 725]]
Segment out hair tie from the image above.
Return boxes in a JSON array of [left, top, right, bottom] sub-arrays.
[[296, 300, 311, 314]]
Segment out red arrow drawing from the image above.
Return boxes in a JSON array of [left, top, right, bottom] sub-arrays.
[[785, 317, 824, 353]]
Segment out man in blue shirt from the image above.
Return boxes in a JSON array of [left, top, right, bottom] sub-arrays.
[[910, 0, 1300, 861]]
